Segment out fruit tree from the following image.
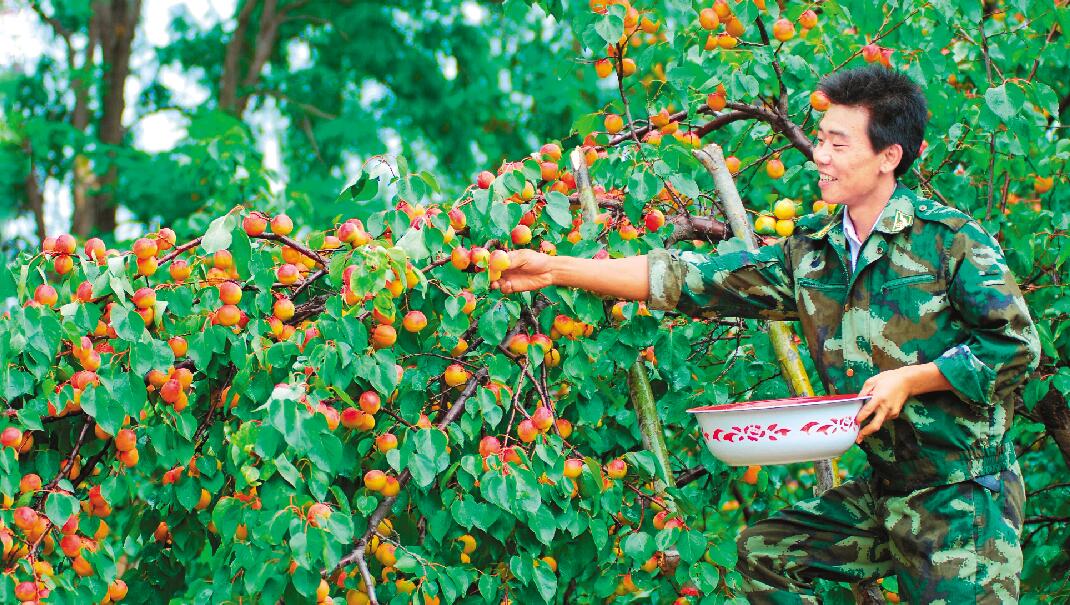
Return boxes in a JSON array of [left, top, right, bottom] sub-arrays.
[[2, 1, 1069, 604]]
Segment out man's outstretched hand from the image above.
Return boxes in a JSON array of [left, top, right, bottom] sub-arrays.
[[490, 250, 554, 294]]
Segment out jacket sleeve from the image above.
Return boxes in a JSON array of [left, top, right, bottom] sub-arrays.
[[933, 221, 1041, 406], [646, 241, 798, 321]]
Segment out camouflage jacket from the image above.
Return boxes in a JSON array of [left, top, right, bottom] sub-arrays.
[[648, 184, 1041, 492]]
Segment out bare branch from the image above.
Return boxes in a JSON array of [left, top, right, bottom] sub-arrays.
[[254, 88, 339, 120]]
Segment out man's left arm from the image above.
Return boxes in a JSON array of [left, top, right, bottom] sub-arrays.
[[855, 221, 1042, 442]]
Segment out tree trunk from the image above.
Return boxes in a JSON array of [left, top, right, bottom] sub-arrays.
[[220, 0, 304, 117], [235, 0, 281, 115], [73, 0, 141, 237], [220, 0, 259, 113], [22, 139, 47, 242], [71, 11, 98, 237]]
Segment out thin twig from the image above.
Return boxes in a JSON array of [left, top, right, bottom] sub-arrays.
[[159, 237, 202, 265], [253, 233, 328, 267]]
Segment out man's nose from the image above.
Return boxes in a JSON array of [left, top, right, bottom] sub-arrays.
[[813, 144, 831, 166]]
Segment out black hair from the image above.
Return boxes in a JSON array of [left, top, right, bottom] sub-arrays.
[[818, 66, 928, 178]]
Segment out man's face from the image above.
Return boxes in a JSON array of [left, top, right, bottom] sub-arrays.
[[813, 104, 898, 206]]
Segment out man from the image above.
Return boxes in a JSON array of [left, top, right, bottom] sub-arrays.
[[492, 66, 1041, 602]]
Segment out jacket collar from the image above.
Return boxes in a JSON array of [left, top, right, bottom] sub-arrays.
[[804, 182, 916, 240]]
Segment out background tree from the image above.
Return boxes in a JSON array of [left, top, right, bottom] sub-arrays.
[[2, 0, 594, 239], [1, 0, 1069, 604]]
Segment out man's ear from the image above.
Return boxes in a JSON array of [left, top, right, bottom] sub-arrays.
[[880, 143, 903, 175]]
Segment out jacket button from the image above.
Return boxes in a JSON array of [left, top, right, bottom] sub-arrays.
[[846, 368, 855, 377]]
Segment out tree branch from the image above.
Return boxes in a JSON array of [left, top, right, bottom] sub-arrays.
[[693, 110, 753, 139], [254, 88, 339, 120], [329, 366, 490, 603], [724, 101, 814, 160], [158, 237, 202, 265], [29, 1, 75, 44], [753, 15, 787, 116], [675, 466, 709, 488], [253, 233, 329, 267], [21, 138, 48, 242], [665, 214, 729, 245]]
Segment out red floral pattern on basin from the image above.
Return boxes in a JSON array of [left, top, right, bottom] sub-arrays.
[[704, 423, 792, 443], [801, 416, 858, 435]]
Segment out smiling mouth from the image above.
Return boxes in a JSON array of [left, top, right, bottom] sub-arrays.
[[819, 174, 837, 183]]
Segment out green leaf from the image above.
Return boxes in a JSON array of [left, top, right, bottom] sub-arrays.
[[572, 112, 603, 138], [477, 303, 512, 346], [1053, 367, 1070, 396], [395, 228, 429, 261], [267, 341, 299, 367], [729, 72, 759, 98], [544, 191, 572, 229], [202, 213, 238, 253], [514, 469, 542, 515], [264, 385, 313, 454], [44, 492, 79, 526], [176, 478, 201, 511], [326, 510, 354, 545], [668, 174, 700, 201], [110, 305, 146, 341], [692, 561, 721, 592], [3, 369, 33, 401], [130, 337, 175, 377], [276, 455, 302, 487], [529, 506, 557, 546], [407, 429, 450, 488], [480, 471, 513, 513], [621, 531, 655, 562], [80, 385, 126, 436], [416, 170, 441, 194], [476, 386, 503, 429], [532, 559, 558, 602], [307, 428, 343, 476], [339, 172, 379, 202], [353, 350, 400, 395], [478, 573, 501, 601], [676, 529, 709, 563], [984, 83, 1024, 120], [593, 6, 624, 45]]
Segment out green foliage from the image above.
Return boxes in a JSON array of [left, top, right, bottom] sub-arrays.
[[2, 1, 1070, 604]]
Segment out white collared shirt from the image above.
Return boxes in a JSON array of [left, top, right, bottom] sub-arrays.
[[842, 209, 863, 272]]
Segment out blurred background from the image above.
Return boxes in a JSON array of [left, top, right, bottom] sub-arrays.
[[0, 0, 604, 250]]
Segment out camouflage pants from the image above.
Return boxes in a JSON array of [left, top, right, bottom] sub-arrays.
[[736, 464, 1025, 604]]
